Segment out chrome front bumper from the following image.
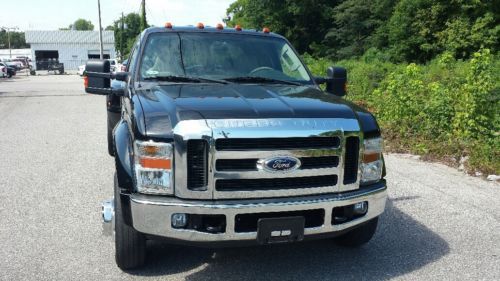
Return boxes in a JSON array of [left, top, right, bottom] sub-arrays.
[[125, 183, 387, 243]]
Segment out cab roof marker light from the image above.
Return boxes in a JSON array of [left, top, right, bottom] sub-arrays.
[[197, 22, 204, 29], [235, 25, 242, 31], [263, 27, 270, 33], [165, 22, 173, 29], [216, 23, 224, 30]]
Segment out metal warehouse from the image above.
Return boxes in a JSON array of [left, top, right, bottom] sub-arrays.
[[25, 30, 115, 71]]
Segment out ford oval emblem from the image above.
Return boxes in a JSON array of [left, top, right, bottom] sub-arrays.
[[259, 156, 301, 173]]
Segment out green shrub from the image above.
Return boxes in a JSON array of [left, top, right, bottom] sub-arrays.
[[305, 49, 500, 174], [304, 53, 397, 108]]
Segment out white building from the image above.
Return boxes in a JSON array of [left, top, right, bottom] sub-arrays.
[[25, 30, 115, 71]]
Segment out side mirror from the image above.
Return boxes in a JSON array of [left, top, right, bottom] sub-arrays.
[[84, 60, 127, 95], [315, 66, 347, 96], [85, 60, 111, 95]]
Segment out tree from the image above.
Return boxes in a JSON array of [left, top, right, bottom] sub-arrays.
[[0, 31, 29, 49], [386, 0, 499, 62], [226, 0, 338, 54], [320, 0, 397, 59], [112, 13, 143, 59], [68, 19, 94, 31], [224, 0, 498, 62]]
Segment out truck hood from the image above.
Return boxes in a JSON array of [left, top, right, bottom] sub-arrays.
[[135, 84, 378, 139]]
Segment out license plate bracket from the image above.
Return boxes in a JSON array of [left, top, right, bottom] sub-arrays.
[[257, 216, 305, 244]]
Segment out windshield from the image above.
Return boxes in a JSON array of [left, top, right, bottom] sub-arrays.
[[139, 32, 312, 84]]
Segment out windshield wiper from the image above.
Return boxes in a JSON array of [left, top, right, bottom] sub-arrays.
[[143, 75, 227, 84], [223, 76, 301, 86], [144, 75, 201, 82], [196, 77, 228, 84]]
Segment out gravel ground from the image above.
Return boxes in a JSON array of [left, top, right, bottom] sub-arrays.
[[0, 75, 498, 281]]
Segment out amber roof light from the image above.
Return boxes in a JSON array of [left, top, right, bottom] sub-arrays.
[[263, 27, 270, 33], [197, 22, 205, 29], [165, 22, 173, 29]]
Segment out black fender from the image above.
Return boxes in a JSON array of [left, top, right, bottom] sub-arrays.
[[354, 110, 386, 179], [113, 120, 134, 226], [356, 111, 381, 139]]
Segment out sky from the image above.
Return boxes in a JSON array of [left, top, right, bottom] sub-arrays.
[[0, 0, 234, 31]]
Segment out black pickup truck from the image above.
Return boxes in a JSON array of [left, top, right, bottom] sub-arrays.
[[85, 25, 387, 270]]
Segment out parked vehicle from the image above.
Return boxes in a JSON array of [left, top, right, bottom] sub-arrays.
[[0, 65, 6, 78], [78, 65, 85, 76], [45, 60, 64, 74], [108, 59, 118, 72], [119, 59, 128, 72], [85, 26, 387, 270], [12, 57, 29, 69], [3, 60, 22, 71], [0, 62, 16, 78]]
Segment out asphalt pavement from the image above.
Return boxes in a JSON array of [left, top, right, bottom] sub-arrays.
[[0, 74, 498, 281]]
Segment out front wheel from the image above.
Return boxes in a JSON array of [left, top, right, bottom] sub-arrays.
[[107, 121, 114, 156], [114, 174, 146, 270], [107, 113, 116, 156], [334, 217, 379, 247]]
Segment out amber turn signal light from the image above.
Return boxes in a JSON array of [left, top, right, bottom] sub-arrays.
[[363, 152, 380, 163], [139, 158, 172, 169]]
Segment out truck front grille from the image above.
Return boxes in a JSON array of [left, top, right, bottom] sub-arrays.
[[216, 175, 338, 192], [186, 140, 208, 190], [178, 118, 362, 199], [343, 136, 359, 184]]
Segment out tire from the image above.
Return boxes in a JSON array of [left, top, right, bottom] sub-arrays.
[[107, 119, 115, 156], [114, 174, 146, 270], [334, 217, 379, 247]]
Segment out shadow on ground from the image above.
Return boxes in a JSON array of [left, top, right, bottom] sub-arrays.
[[127, 197, 449, 280]]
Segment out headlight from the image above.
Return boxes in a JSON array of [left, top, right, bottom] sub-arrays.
[[134, 140, 173, 195], [360, 137, 383, 185]]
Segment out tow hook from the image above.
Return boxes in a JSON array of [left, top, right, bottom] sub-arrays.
[[101, 199, 114, 236]]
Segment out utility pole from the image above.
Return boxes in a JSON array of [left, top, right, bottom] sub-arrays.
[[120, 12, 124, 60], [140, 0, 147, 31], [97, 0, 104, 59], [8, 29, 11, 58]]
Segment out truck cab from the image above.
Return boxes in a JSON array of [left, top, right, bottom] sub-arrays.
[[85, 25, 387, 270]]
